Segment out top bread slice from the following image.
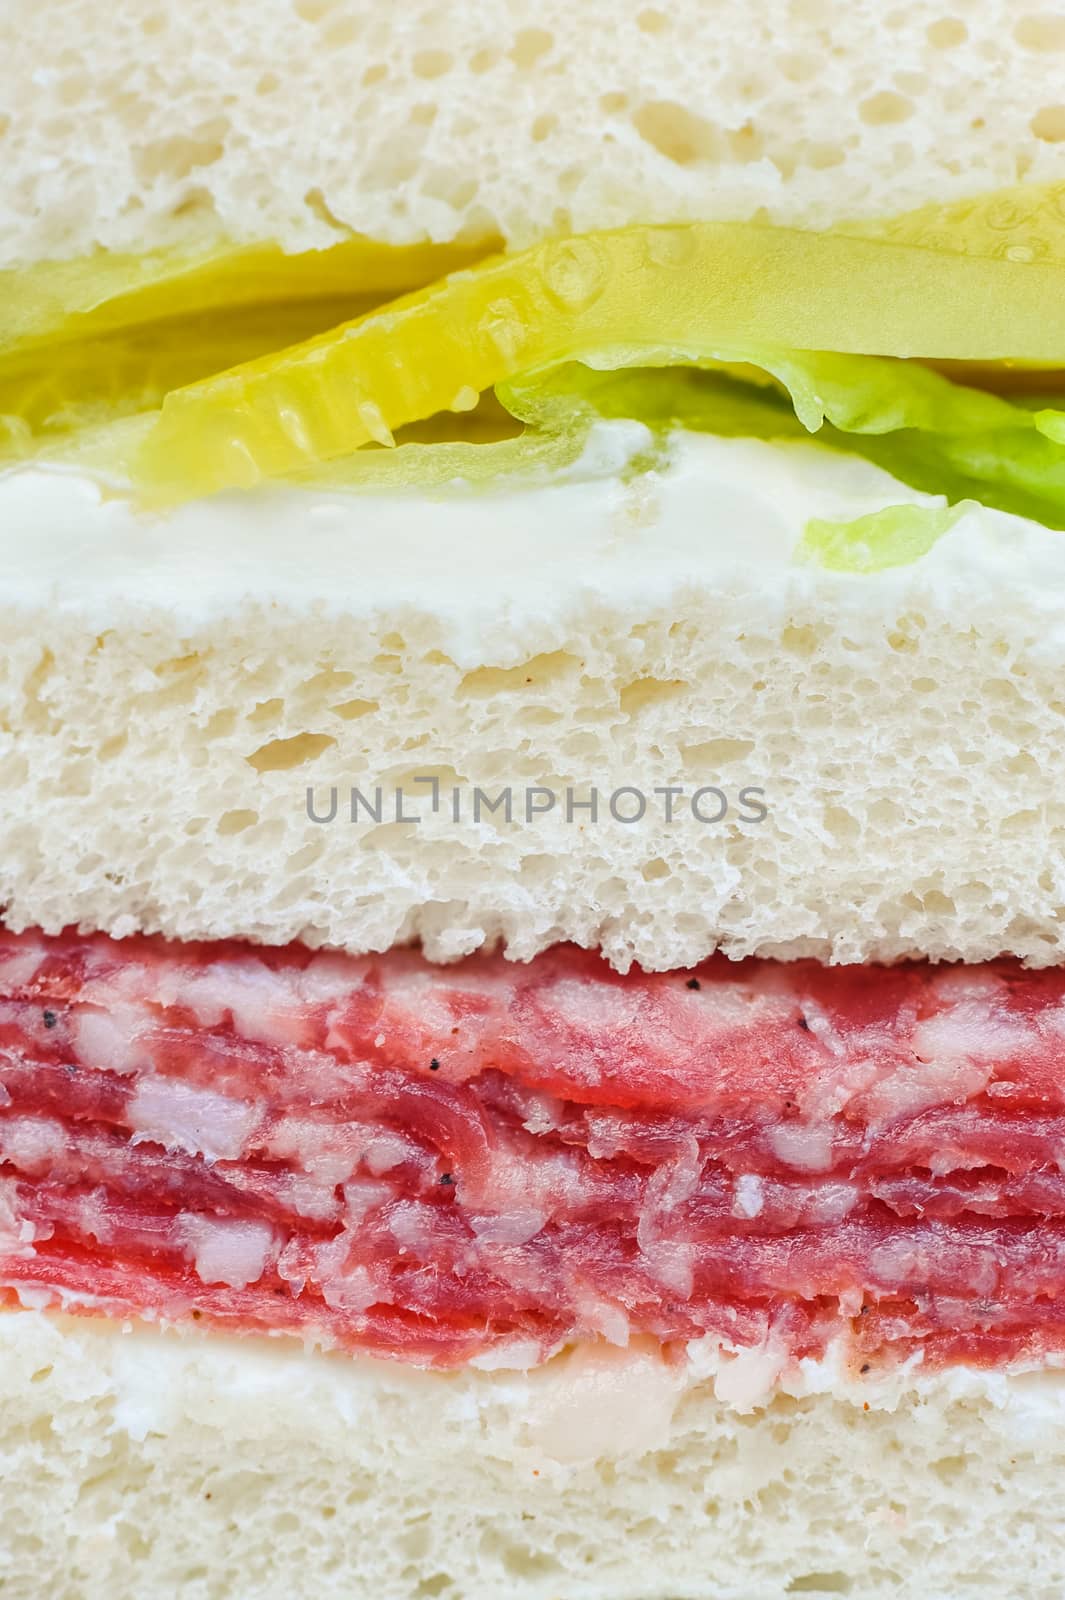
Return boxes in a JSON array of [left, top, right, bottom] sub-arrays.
[[2, 0, 1065, 265]]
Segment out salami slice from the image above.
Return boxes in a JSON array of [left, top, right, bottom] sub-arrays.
[[2, 929, 1065, 1371]]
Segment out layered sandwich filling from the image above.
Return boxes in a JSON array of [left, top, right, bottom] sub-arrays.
[[4, 182, 1065, 1387], [4, 180, 1065, 551], [3, 928, 1065, 1376]]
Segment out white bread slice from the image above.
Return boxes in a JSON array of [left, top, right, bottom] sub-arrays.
[[3, 0, 1065, 265], [0, 430, 1063, 971], [5, 1308, 1064, 1600]]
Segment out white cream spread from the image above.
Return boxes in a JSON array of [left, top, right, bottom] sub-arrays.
[[4, 428, 1065, 667]]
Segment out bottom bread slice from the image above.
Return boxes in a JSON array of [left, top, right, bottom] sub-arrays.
[[4, 1308, 1064, 1600]]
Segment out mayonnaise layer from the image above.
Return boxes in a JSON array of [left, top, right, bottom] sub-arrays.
[[4, 426, 1065, 668]]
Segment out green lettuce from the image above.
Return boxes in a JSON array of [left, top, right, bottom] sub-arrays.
[[498, 352, 1065, 531], [798, 502, 966, 574]]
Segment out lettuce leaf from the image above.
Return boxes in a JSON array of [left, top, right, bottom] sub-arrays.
[[494, 353, 1065, 529], [798, 502, 965, 574], [1035, 409, 1065, 446], [761, 352, 1065, 528]]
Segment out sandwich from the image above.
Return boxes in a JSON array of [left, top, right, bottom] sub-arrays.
[[3, 2, 1065, 1596]]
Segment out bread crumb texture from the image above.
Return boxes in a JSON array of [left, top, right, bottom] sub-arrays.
[[1, 534, 1065, 970], [2, 1312, 1065, 1600], [4, 0, 1065, 264]]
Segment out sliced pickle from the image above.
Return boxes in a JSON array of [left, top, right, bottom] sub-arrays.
[[0, 234, 495, 353], [0, 297, 382, 444], [0, 234, 494, 458], [7, 182, 1065, 504], [130, 196, 1065, 500]]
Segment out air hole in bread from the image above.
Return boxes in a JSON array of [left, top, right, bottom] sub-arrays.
[[1014, 12, 1065, 50], [632, 101, 721, 165], [468, 47, 499, 74], [785, 1574, 853, 1595], [460, 653, 580, 698], [248, 698, 284, 728], [681, 738, 756, 770], [619, 677, 689, 714], [331, 698, 379, 722], [216, 810, 258, 836], [247, 733, 337, 773], [510, 28, 554, 68], [135, 127, 228, 183], [1033, 105, 1065, 141], [858, 91, 915, 125], [323, 14, 361, 47], [412, 49, 453, 80], [926, 17, 968, 46]]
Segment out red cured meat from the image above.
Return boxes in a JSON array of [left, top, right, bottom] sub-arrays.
[[2, 929, 1065, 1371]]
